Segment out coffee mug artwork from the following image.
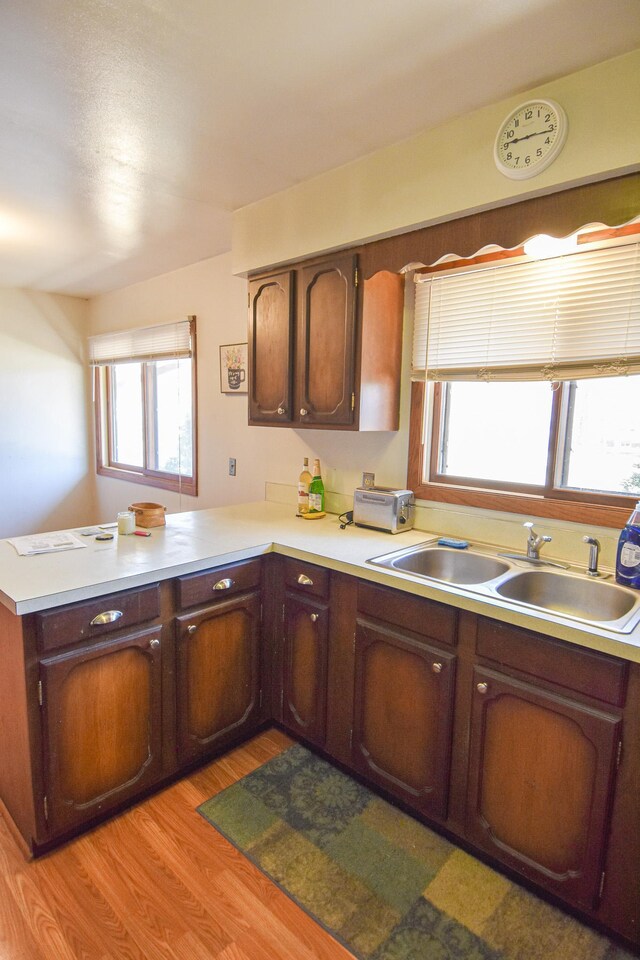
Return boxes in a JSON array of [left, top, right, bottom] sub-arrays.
[[220, 342, 248, 393]]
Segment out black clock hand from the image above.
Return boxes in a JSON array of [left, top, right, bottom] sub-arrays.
[[506, 126, 554, 146]]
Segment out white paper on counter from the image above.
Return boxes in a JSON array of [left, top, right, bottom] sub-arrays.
[[7, 532, 87, 556]]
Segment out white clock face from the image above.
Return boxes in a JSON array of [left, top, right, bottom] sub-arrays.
[[494, 99, 567, 180]]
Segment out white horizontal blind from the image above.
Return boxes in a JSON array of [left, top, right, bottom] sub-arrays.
[[413, 242, 640, 381], [88, 317, 194, 365]]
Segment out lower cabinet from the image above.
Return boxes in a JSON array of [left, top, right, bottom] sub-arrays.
[[4, 554, 639, 949], [465, 665, 622, 909], [281, 591, 329, 746], [175, 591, 262, 763], [40, 624, 163, 835], [352, 617, 456, 819]]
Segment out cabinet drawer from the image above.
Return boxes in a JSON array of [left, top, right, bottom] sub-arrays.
[[282, 558, 329, 599], [176, 558, 262, 609], [36, 584, 160, 652], [476, 616, 628, 707], [357, 581, 457, 647]]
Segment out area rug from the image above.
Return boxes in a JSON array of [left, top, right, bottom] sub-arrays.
[[198, 744, 633, 960]]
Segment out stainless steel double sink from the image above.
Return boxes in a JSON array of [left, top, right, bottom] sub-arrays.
[[367, 542, 640, 634]]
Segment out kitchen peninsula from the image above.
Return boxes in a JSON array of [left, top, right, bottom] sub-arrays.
[[0, 501, 638, 951]]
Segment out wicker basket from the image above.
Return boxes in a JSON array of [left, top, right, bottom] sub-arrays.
[[128, 502, 166, 528]]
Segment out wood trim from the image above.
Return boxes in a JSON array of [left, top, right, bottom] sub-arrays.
[[360, 172, 640, 277]]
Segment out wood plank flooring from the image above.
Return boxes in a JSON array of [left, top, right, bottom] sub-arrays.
[[0, 729, 354, 960]]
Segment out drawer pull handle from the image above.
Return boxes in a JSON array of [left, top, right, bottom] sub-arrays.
[[90, 610, 123, 626], [297, 574, 314, 586], [309, 613, 319, 622], [187, 624, 198, 634], [477, 682, 489, 695], [149, 638, 160, 649], [431, 662, 442, 674], [213, 578, 233, 591]]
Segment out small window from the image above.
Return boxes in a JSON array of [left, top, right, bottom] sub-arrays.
[[90, 318, 197, 496]]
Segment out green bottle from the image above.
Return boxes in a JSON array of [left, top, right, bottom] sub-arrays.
[[308, 458, 325, 513]]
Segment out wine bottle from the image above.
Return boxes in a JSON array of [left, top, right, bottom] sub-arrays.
[[308, 458, 325, 514], [297, 457, 312, 515]]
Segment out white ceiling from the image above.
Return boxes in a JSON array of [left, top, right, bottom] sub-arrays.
[[1, 1, 640, 298]]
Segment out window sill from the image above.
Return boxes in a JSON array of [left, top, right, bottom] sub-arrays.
[[97, 465, 197, 498], [410, 479, 630, 530]]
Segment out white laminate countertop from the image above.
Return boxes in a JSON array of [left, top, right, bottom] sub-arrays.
[[2, 500, 640, 664]]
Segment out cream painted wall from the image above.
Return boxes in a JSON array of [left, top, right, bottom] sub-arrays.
[[232, 49, 640, 274], [88, 253, 414, 523], [0, 288, 95, 538]]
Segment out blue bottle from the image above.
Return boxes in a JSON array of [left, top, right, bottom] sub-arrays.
[[615, 501, 640, 589]]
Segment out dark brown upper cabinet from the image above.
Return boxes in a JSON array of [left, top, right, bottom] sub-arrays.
[[248, 253, 403, 430]]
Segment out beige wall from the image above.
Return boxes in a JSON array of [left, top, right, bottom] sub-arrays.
[[0, 288, 95, 538], [232, 49, 640, 275]]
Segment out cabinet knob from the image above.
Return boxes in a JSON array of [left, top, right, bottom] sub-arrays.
[[90, 610, 123, 626], [277, 406, 286, 416], [300, 407, 308, 416], [187, 624, 198, 634], [309, 613, 319, 622], [477, 682, 489, 694], [149, 637, 161, 649], [213, 578, 233, 591], [431, 662, 442, 674], [297, 574, 314, 586]]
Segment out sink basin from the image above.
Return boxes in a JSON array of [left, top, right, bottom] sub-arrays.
[[369, 546, 511, 585], [495, 570, 639, 624]]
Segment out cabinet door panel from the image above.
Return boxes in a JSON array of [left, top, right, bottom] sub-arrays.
[[41, 625, 163, 835], [296, 254, 356, 425], [249, 271, 294, 423], [467, 667, 621, 908], [282, 593, 328, 745], [176, 593, 261, 763], [353, 619, 456, 818]]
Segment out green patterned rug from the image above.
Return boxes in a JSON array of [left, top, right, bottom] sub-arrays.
[[198, 744, 633, 960]]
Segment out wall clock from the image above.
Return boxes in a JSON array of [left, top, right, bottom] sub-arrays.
[[494, 98, 568, 180]]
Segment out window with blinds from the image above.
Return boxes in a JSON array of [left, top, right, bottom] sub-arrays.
[[91, 317, 197, 497], [88, 318, 194, 365], [413, 241, 640, 382], [408, 232, 640, 519]]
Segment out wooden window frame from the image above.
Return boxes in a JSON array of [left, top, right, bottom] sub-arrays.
[[95, 355, 198, 497], [408, 379, 634, 529]]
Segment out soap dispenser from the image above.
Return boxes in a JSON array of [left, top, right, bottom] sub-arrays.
[[615, 501, 640, 589]]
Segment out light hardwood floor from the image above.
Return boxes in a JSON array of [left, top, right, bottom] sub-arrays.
[[0, 728, 354, 960]]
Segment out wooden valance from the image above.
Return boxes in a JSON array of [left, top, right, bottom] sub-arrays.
[[358, 172, 640, 279]]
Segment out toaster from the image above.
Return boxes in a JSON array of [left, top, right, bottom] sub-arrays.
[[353, 487, 414, 534]]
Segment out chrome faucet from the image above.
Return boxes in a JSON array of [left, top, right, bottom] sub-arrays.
[[524, 522, 552, 560], [583, 535, 601, 577], [498, 521, 568, 569]]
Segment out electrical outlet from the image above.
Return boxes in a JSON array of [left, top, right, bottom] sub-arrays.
[[228, 458, 236, 476], [362, 472, 375, 489]]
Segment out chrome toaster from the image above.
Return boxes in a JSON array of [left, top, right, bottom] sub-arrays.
[[353, 486, 414, 534]]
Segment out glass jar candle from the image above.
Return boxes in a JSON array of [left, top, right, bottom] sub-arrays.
[[117, 511, 136, 535]]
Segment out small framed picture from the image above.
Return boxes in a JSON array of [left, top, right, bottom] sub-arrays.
[[220, 342, 248, 394]]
